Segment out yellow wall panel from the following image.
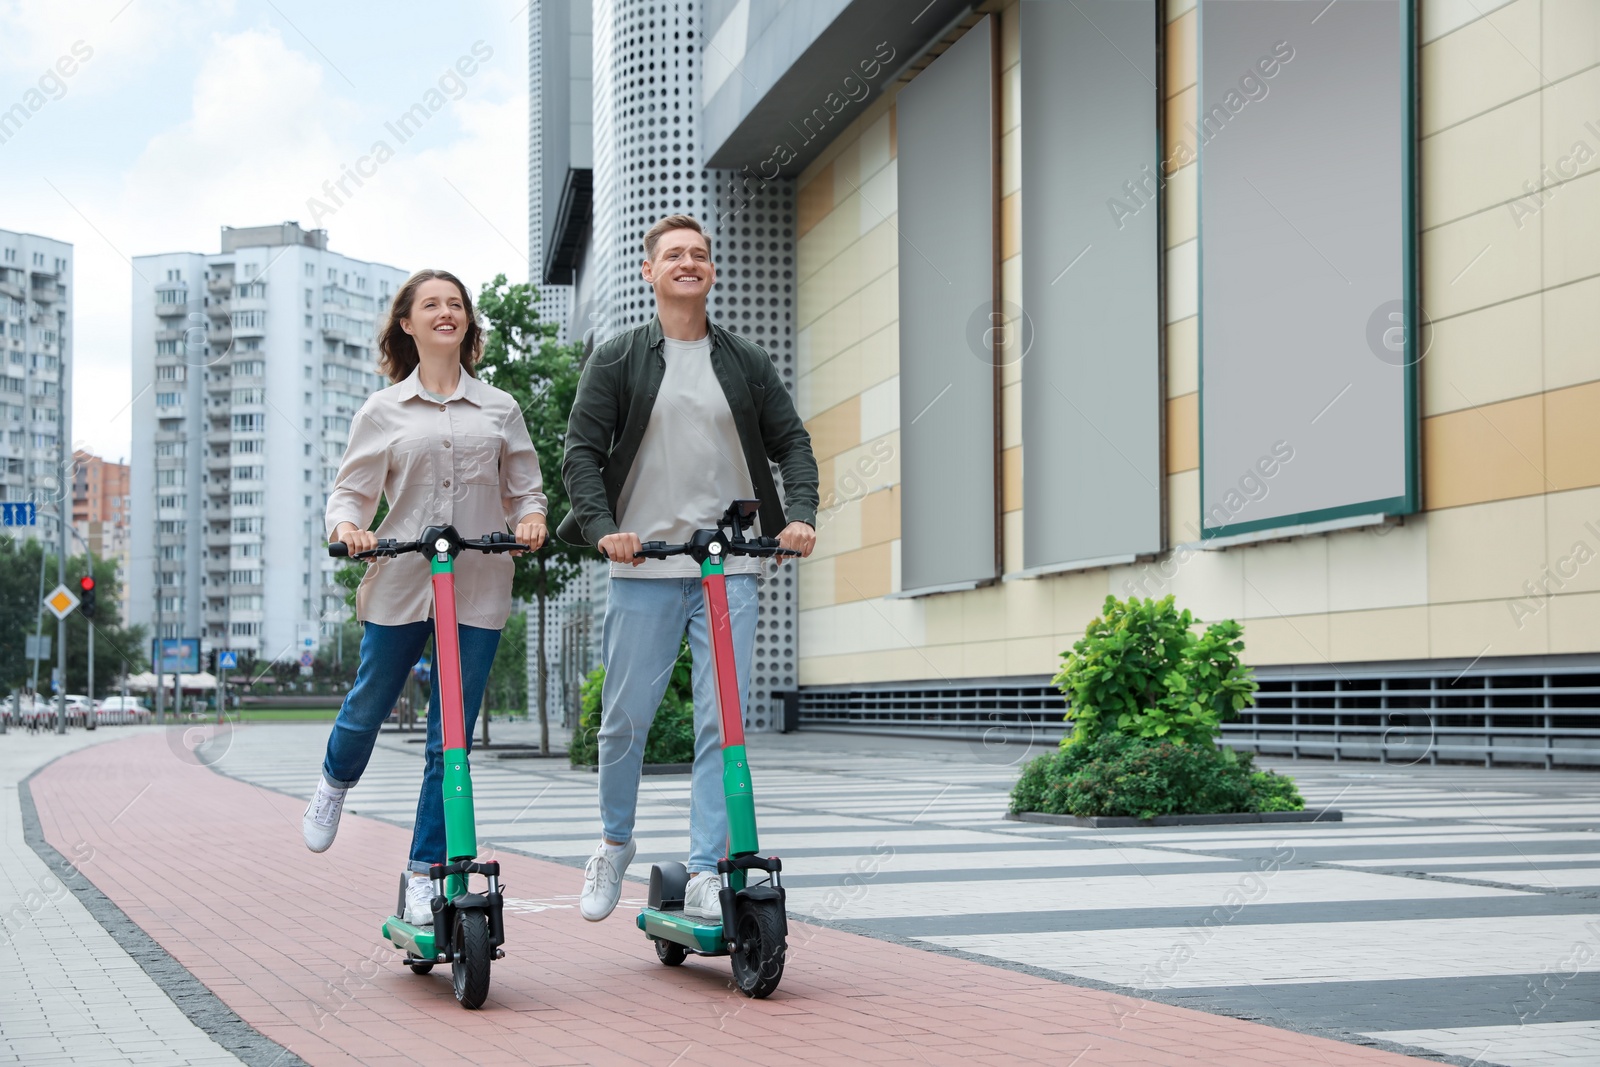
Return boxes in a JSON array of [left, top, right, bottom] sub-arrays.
[[805, 396, 861, 462], [1427, 494, 1546, 604], [1429, 597, 1549, 658], [1002, 445, 1022, 512], [1240, 613, 1331, 666], [1166, 392, 1198, 474], [797, 162, 834, 239], [1001, 192, 1020, 261], [1422, 394, 1546, 509], [1166, 8, 1196, 95], [861, 485, 901, 546], [834, 542, 893, 603], [1545, 380, 1600, 491], [1328, 606, 1432, 663], [1549, 591, 1600, 653], [1167, 316, 1198, 397]]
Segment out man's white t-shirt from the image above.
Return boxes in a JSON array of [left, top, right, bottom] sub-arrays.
[[611, 334, 760, 578]]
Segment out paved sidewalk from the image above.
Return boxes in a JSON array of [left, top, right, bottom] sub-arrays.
[[0, 727, 244, 1067], [24, 728, 1436, 1066], [224, 722, 1600, 1066]]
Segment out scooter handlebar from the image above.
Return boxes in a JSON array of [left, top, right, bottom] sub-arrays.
[[327, 530, 526, 561]]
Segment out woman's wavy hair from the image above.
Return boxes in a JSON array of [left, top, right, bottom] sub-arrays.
[[377, 269, 483, 384]]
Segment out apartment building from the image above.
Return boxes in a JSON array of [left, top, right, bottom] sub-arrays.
[[72, 449, 131, 623], [0, 227, 72, 546], [129, 223, 405, 660]]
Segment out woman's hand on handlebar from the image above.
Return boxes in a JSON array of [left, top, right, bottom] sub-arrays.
[[333, 521, 378, 556], [597, 531, 643, 566], [514, 514, 548, 554]]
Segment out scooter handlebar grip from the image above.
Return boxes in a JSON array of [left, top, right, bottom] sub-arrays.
[[327, 542, 349, 558]]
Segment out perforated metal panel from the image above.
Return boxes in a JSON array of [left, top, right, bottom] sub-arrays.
[[584, 0, 797, 730]]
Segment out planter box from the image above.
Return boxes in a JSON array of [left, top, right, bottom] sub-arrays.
[[1005, 809, 1342, 828]]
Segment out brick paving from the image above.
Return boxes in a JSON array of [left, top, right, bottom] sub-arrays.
[[22, 730, 1440, 1066], [0, 730, 243, 1067]]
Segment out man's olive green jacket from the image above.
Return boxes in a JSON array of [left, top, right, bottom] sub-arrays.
[[556, 316, 819, 548]]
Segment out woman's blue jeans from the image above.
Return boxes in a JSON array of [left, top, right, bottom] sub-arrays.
[[596, 574, 758, 873], [321, 619, 501, 873]]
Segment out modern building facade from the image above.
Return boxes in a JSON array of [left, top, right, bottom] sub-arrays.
[[540, 0, 1599, 765], [533, 0, 812, 731], [72, 450, 131, 623], [129, 223, 406, 660], [0, 227, 72, 547]]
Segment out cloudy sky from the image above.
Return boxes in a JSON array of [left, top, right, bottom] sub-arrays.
[[0, 0, 531, 463]]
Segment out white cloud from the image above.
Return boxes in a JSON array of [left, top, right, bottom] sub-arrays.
[[53, 21, 528, 464]]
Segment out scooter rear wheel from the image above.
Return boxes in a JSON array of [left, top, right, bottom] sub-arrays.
[[729, 900, 785, 998], [407, 958, 434, 975], [451, 910, 491, 1009], [654, 937, 687, 967]]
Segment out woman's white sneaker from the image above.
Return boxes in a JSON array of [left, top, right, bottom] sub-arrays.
[[579, 839, 636, 921], [302, 779, 348, 853], [404, 876, 436, 925]]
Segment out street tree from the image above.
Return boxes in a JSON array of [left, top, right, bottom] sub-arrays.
[[475, 274, 585, 754]]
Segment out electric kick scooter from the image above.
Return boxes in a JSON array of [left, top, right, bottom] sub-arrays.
[[328, 524, 521, 1009], [632, 499, 797, 998]]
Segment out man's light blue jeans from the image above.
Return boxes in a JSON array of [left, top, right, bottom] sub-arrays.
[[597, 574, 758, 873], [321, 619, 501, 873]]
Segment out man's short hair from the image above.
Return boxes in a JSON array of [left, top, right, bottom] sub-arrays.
[[643, 214, 712, 260]]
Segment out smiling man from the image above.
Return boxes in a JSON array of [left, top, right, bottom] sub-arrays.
[[558, 214, 818, 922]]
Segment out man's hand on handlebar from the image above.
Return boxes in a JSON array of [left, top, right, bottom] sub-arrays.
[[776, 521, 815, 564], [332, 521, 378, 556], [597, 531, 643, 566]]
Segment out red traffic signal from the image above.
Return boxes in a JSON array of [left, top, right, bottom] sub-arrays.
[[79, 576, 95, 592]]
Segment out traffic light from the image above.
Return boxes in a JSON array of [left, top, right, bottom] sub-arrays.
[[77, 575, 96, 620]]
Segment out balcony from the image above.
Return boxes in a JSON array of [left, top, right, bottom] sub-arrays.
[[207, 275, 233, 293], [207, 299, 231, 320], [208, 323, 233, 346]]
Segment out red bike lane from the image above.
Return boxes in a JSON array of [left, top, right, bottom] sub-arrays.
[[27, 731, 1434, 1066]]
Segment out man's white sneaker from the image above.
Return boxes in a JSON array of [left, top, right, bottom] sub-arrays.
[[404, 876, 436, 926], [683, 871, 724, 922], [579, 839, 636, 921], [302, 779, 347, 853]]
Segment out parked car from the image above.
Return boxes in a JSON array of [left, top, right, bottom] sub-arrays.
[[96, 696, 152, 724]]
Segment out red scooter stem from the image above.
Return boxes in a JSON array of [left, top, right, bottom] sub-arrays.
[[432, 567, 467, 752], [702, 570, 746, 750]]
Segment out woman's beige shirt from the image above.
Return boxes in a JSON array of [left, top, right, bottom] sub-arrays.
[[325, 367, 547, 630]]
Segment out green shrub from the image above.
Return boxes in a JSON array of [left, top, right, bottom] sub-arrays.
[[569, 640, 696, 767], [1009, 732, 1304, 820], [1053, 595, 1258, 748]]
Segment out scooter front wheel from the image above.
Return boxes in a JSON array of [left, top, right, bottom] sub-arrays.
[[729, 900, 785, 998], [451, 910, 491, 1009]]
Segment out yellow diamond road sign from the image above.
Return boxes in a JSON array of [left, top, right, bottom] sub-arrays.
[[45, 584, 79, 620]]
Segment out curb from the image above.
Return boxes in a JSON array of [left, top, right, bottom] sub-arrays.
[[1005, 809, 1344, 828]]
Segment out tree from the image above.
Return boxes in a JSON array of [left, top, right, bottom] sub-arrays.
[[475, 274, 587, 754], [0, 534, 147, 698]]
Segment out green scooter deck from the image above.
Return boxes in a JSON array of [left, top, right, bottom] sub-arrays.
[[382, 915, 439, 962], [637, 908, 728, 955]]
